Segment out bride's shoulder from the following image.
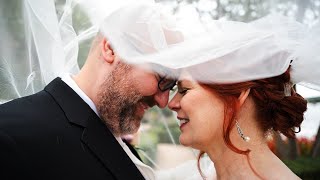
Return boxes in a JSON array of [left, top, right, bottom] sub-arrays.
[[266, 160, 301, 180], [269, 171, 300, 180], [155, 156, 217, 180], [277, 169, 301, 180]]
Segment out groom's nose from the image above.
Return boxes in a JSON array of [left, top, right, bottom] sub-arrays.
[[154, 90, 170, 108]]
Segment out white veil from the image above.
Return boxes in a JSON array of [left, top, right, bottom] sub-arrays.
[[0, 0, 144, 103], [1, 0, 320, 179], [0, 0, 80, 103], [1, 0, 320, 102], [102, 11, 320, 89], [84, 1, 320, 90]]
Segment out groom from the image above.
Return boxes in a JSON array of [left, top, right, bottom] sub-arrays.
[[0, 3, 178, 180]]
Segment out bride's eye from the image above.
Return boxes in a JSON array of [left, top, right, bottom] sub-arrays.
[[178, 87, 189, 95]]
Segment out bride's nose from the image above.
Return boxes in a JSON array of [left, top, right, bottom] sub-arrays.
[[168, 94, 180, 111]]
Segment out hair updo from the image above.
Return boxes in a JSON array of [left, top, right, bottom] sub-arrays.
[[249, 68, 307, 138], [206, 67, 307, 145]]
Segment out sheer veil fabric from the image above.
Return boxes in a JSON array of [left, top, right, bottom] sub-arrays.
[[1, 0, 320, 103], [1, 0, 320, 179]]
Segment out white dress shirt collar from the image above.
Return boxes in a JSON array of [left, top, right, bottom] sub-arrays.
[[61, 73, 99, 117]]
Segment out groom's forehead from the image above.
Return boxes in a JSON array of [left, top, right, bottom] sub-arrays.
[[130, 63, 166, 75], [149, 64, 180, 78]]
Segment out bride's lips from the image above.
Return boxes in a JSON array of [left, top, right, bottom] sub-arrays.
[[178, 117, 190, 130]]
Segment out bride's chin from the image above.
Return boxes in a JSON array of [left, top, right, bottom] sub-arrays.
[[179, 135, 191, 147]]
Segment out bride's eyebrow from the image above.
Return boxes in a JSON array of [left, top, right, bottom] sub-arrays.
[[177, 80, 191, 87], [177, 81, 186, 87]]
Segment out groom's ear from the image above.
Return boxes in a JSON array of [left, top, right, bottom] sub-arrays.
[[238, 88, 250, 107], [101, 37, 115, 63]]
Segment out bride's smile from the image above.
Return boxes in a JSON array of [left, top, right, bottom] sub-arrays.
[[169, 72, 225, 151]]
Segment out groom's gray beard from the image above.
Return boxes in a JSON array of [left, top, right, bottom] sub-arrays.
[[97, 62, 143, 136]]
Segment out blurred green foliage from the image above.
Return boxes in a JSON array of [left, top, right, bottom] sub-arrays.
[[284, 156, 320, 180], [274, 136, 320, 179], [138, 107, 181, 167]]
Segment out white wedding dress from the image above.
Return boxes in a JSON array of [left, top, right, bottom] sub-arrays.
[[155, 156, 216, 180]]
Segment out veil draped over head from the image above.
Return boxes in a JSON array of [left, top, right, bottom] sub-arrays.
[[105, 12, 320, 90], [1, 0, 320, 178]]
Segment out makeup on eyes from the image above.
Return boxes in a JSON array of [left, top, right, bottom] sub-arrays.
[[177, 80, 193, 94]]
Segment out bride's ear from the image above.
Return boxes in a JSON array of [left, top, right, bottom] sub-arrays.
[[238, 88, 250, 107], [101, 38, 115, 63]]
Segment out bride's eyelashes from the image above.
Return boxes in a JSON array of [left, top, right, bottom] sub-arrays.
[[178, 87, 189, 95], [176, 80, 192, 95]]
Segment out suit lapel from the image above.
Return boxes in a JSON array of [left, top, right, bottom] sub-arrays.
[[81, 113, 145, 180], [45, 78, 145, 180], [123, 139, 142, 161]]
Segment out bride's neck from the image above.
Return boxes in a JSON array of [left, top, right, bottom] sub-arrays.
[[207, 144, 268, 180], [206, 143, 298, 180]]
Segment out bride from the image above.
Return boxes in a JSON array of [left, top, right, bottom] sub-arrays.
[[164, 14, 320, 179], [169, 67, 305, 179]]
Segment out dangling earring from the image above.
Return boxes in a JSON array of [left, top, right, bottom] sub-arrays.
[[235, 120, 250, 142], [284, 82, 292, 96]]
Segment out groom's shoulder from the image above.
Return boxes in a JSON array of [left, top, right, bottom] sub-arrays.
[[0, 90, 62, 128], [0, 90, 55, 113]]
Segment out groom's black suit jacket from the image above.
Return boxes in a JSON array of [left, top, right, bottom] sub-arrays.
[[0, 78, 145, 180]]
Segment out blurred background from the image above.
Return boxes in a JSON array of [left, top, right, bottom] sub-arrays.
[[1, 0, 320, 179]]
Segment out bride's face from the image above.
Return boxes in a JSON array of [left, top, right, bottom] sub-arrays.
[[168, 73, 225, 151]]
